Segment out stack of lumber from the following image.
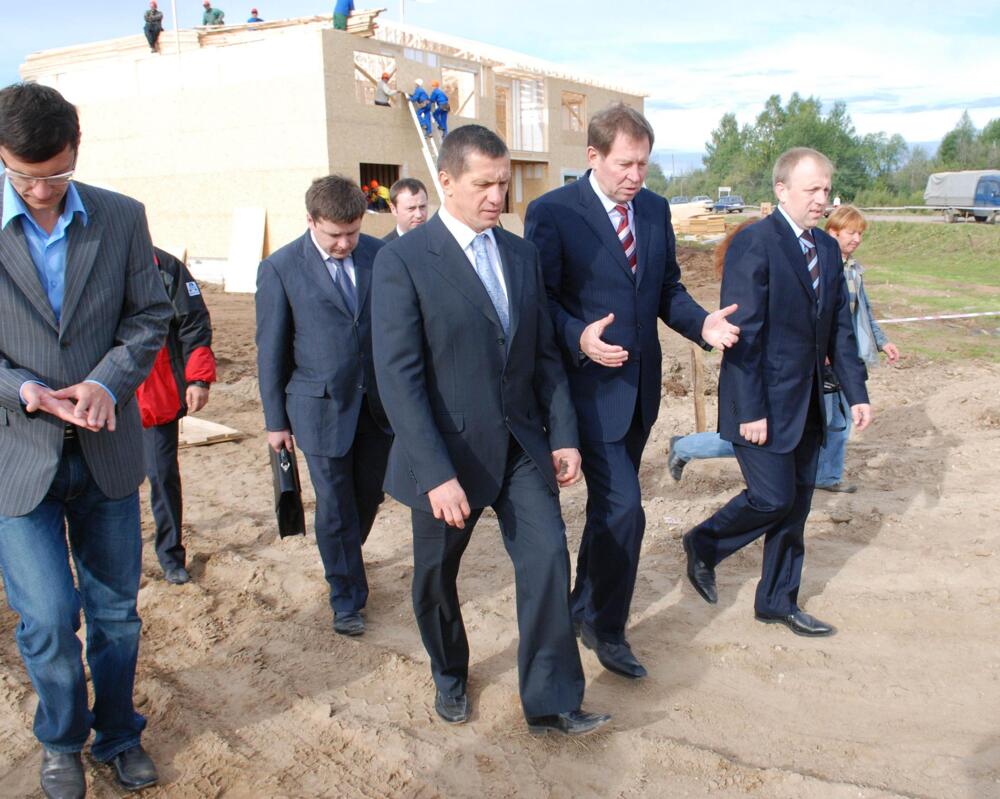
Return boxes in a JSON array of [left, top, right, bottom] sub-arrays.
[[347, 9, 385, 37], [672, 213, 726, 236]]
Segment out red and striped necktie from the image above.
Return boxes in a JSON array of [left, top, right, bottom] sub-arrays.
[[614, 204, 637, 273]]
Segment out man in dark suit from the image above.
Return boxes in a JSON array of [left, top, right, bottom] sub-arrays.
[[525, 104, 739, 679], [383, 177, 428, 242], [372, 125, 609, 736], [0, 82, 172, 797], [256, 175, 392, 637], [682, 147, 871, 636]]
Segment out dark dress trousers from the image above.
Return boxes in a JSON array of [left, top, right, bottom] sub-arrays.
[[256, 232, 392, 614], [525, 174, 708, 643], [372, 214, 586, 717], [142, 248, 216, 571], [687, 210, 869, 614]]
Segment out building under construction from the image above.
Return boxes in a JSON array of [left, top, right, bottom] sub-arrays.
[[20, 11, 645, 282]]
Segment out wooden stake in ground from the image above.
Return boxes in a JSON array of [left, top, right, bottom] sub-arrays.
[[689, 342, 706, 433]]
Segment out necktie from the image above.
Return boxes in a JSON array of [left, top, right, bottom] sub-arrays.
[[614, 204, 637, 273], [471, 233, 509, 334], [328, 257, 357, 316], [799, 230, 820, 300]]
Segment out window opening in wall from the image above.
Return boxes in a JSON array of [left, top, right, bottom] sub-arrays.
[[511, 78, 545, 152], [404, 48, 438, 67], [354, 52, 397, 105], [441, 67, 477, 118], [360, 163, 400, 212], [561, 91, 586, 132], [495, 85, 511, 143]]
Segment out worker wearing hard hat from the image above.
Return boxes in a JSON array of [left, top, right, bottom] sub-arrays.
[[408, 79, 433, 138], [367, 180, 390, 212], [429, 80, 450, 137]]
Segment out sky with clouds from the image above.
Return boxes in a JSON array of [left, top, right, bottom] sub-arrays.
[[2, 0, 997, 167]]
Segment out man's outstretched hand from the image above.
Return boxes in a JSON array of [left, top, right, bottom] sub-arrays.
[[702, 304, 740, 350]]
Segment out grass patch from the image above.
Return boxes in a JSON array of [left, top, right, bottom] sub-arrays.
[[821, 220, 1000, 362]]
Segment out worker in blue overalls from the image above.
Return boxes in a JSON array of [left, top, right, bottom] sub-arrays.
[[408, 79, 432, 138], [429, 80, 450, 137]]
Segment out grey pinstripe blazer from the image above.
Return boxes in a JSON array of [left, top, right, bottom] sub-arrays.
[[0, 181, 172, 516]]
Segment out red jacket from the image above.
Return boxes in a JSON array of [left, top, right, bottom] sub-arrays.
[[137, 248, 217, 427]]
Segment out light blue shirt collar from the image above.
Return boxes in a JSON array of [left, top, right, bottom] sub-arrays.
[[2, 177, 88, 233]]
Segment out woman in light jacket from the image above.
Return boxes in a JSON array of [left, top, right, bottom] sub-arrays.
[[815, 205, 900, 492]]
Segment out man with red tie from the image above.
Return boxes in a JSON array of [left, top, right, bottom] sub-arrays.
[[525, 103, 739, 679]]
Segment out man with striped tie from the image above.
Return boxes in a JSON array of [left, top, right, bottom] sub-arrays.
[[682, 147, 872, 636], [525, 104, 739, 679]]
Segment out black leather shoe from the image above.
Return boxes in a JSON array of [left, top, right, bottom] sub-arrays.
[[815, 482, 857, 493], [580, 625, 647, 679], [434, 691, 469, 724], [755, 609, 836, 637], [40, 748, 85, 799], [164, 566, 190, 585], [683, 532, 717, 604], [333, 611, 365, 636], [109, 744, 158, 791], [668, 436, 687, 481], [526, 709, 611, 736]]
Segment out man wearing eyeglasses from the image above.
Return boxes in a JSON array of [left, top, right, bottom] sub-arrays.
[[0, 82, 172, 798]]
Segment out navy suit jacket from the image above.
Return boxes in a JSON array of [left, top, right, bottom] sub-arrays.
[[382, 228, 399, 242], [718, 211, 869, 453], [372, 213, 579, 511], [255, 231, 388, 458], [525, 173, 708, 442]]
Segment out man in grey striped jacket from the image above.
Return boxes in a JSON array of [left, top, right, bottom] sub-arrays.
[[0, 83, 172, 798]]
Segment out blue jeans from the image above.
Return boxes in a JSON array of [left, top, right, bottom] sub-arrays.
[[816, 390, 851, 486], [672, 431, 735, 462], [0, 439, 146, 761]]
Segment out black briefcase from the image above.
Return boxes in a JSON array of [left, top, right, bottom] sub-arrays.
[[269, 445, 306, 537]]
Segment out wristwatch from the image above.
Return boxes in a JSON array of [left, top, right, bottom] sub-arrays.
[[189, 380, 210, 389]]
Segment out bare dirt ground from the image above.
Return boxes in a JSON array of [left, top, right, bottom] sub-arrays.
[[1, 248, 998, 798]]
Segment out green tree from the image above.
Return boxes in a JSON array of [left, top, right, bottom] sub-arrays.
[[937, 111, 978, 167], [704, 113, 744, 180], [645, 160, 669, 197]]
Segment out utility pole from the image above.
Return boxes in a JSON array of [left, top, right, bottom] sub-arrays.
[[400, 0, 406, 23], [170, 0, 181, 54]]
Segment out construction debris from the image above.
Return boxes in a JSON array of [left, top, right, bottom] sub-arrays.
[[178, 416, 245, 448]]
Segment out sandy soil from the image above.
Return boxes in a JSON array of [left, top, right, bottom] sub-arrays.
[[1, 248, 998, 798]]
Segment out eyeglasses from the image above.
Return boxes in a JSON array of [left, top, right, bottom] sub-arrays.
[[1, 161, 75, 189]]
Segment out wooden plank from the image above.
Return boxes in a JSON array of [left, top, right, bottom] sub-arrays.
[[224, 207, 266, 293], [178, 416, 246, 448], [689, 343, 707, 433]]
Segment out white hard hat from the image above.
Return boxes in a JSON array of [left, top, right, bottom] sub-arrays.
[[415, 78, 424, 86]]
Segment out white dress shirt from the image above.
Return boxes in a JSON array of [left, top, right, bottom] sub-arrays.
[[589, 170, 634, 240], [777, 204, 805, 238], [310, 230, 357, 287], [437, 206, 509, 302]]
